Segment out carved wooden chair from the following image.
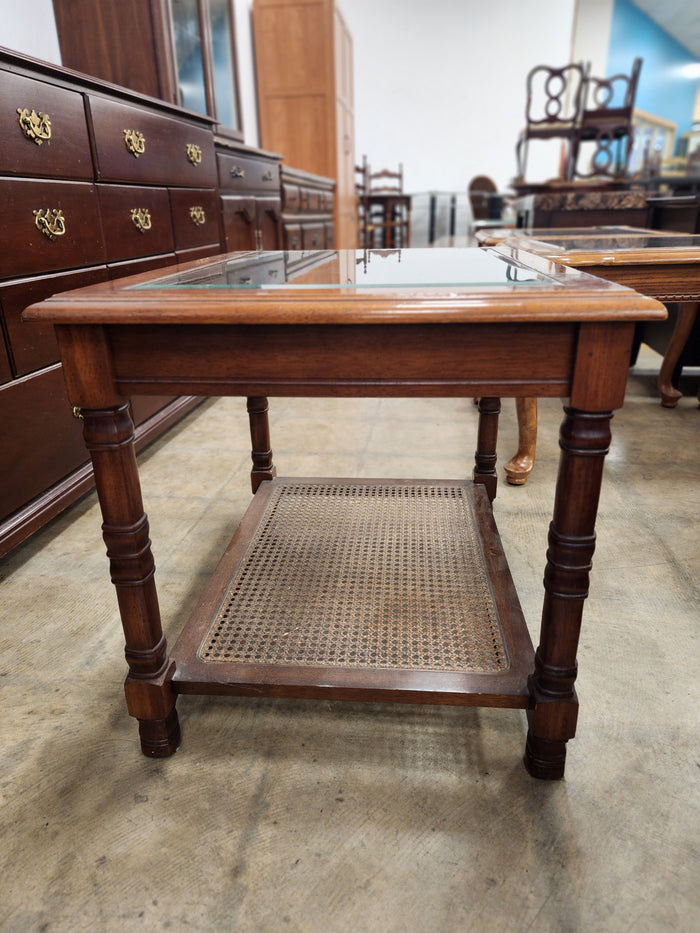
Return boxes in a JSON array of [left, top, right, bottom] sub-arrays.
[[468, 175, 499, 221], [571, 58, 642, 178], [367, 163, 410, 247], [515, 62, 588, 181]]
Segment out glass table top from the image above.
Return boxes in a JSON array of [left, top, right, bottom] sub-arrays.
[[133, 248, 565, 291]]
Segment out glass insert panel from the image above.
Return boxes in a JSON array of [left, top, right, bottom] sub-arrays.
[[172, 0, 208, 115], [209, 0, 240, 130], [134, 248, 565, 290]]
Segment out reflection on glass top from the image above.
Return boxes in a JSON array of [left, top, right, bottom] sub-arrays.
[[134, 248, 564, 290], [531, 234, 700, 252]]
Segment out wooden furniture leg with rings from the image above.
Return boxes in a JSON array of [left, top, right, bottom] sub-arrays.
[[25, 246, 664, 779]]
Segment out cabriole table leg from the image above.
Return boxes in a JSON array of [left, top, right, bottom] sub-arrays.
[[525, 406, 612, 779], [83, 403, 180, 757]]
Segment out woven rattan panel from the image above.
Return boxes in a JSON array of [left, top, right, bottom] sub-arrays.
[[198, 481, 509, 673]]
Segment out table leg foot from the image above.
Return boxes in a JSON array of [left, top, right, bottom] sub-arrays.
[[138, 708, 181, 758], [524, 731, 567, 780]]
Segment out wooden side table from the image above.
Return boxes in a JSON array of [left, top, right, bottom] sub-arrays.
[[500, 231, 700, 483], [24, 246, 664, 779]]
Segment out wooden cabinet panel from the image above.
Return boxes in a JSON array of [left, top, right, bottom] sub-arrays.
[[254, 0, 355, 247], [302, 222, 325, 250], [97, 184, 175, 261], [169, 187, 221, 250], [0, 70, 93, 179], [283, 223, 302, 250], [0, 336, 11, 384], [217, 151, 280, 192], [0, 364, 88, 522], [106, 253, 175, 279], [0, 178, 106, 278], [221, 195, 257, 251], [257, 197, 282, 250], [1, 267, 109, 377], [88, 96, 217, 186]]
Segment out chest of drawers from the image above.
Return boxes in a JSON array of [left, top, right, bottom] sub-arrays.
[[280, 165, 335, 251], [0, 50, 222, 555]]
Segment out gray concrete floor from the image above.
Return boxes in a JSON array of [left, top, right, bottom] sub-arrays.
[[1, 348, 698, 932]]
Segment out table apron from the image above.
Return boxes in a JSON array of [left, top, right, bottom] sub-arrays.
[[104, 321, 577, 399]]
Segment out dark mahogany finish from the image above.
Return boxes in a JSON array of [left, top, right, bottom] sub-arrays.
[[24, 246, 665, 778]]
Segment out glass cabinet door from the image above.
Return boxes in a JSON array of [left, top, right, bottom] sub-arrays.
[[172, 0, 208, 115], [170, 0, 242, 135]]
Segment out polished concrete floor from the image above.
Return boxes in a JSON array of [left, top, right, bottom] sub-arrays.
[[1, 348, 698, 932]]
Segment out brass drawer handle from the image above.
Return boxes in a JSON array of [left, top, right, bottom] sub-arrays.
[[124, 129, 146, 158], [230, 165, 245, 178], [33, 208, 66, 240], [261, 169, 273, 182], [189, 206, 206, 225], [186, 143, 202, 165], [131, 208, 152, 232], [17, 107, 52, 145]]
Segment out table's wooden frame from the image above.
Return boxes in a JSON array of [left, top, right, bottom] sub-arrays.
[[24, 245, 665, 779]]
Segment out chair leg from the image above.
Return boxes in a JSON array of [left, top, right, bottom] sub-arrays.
[[505, 397, 537, 485]]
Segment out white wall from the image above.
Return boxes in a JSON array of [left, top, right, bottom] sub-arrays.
[[0, 0, 61, 63], [342, 0, 585, 192], [1, 0, 616, 193]]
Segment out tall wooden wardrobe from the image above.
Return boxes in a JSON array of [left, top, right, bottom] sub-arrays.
[[252, 0, 356, 248]]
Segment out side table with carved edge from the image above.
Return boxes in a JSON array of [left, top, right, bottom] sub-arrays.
[[23, 246, 665, 780], [477, 228, 700, 484]]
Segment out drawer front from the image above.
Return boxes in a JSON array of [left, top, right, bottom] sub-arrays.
[[175, 243, 222, 264], [1, 266, 109, 377], [98, 184, 175, 261], [325, 221, 335, 249], [221, 195, 256, 251], [217, 152, 279, 192], [283, 222, 302, 251], [300, 186, 321, 212], [302, 222, 325, 250], [89, 96, 217, 186], [282, 182, 300, 211], [1, 70, 93, 179], [0, 364, 88, 523], [0, 178, 106, 278], [169, 187, 221, 250]]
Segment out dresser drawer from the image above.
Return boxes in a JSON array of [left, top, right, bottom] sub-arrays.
[[88, 96, 217, 187], [169, 187, 221, 250], [217, 151, 279, 192], [302, 222, 325, 250], [107, 253, 177, 279], [97, 184, 175, 261], [282, 182, 300, 211], [1, 266, 109, 377], [0, 364, 88, 523], [283, 222, 302, 251], [0, 178, 106, 278], [1, 69, 93, 179], [299, 186, 321, 212]]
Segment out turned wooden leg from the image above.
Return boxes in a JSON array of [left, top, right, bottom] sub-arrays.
[[505, 397, 538, 485], [525, 406, 612, 779], [246, 396, 277, 492], [83, 403, 180, 757], [658, 302, 698, 408], [473, 396, 500, 501]]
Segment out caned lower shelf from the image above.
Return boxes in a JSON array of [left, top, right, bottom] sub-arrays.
[[171, 478, 535, 707]]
